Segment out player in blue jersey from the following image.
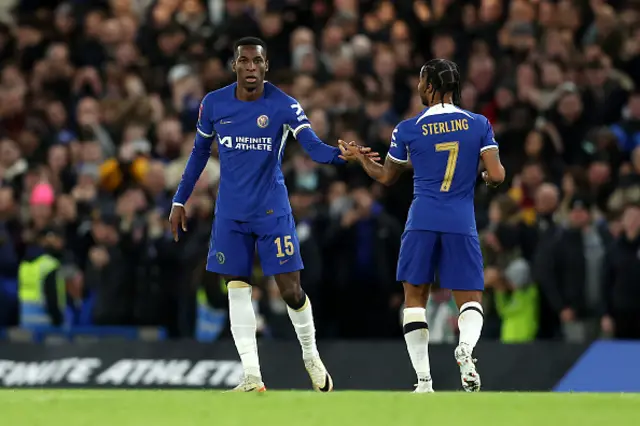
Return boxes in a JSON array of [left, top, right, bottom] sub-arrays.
[[339, 59, 505, 393], [169, 37, 377, 392]]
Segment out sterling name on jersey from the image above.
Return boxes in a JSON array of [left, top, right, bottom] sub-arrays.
[[387, 103, 498, 236], [173, 82, 344, 221]]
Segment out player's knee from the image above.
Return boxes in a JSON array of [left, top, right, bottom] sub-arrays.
[[226, 278, 251, 302], [224, 276, 251, 287], [280, 286, 306, 310], [453, 290, 482, 309], [403, 282, 429, 307], [459, 301, 484, 317]]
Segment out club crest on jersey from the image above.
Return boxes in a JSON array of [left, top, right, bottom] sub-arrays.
[[257, 115, 269, 128]]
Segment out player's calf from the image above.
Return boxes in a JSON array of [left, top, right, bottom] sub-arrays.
[[278, 284, 305, 311], [275, 272, 318, 360], [403, 308, 434, 393], [226, 278, 263, 386], [275, 271, 333, 392], [402, 283, 433, 393]]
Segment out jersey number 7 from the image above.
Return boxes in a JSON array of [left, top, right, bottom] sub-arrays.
[[435, 142, 459, 192]]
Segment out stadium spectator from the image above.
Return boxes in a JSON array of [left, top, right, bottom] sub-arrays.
[[530, 183, 562, 338], [484, 259, 539, 343], [602, 202, 640, 339], [18, 225, 73, 327], [538, 195, 612, 342]]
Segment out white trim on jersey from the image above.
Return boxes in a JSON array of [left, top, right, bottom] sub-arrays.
[[197, 128, 215, 138], [292, 123, 311, 137], [278, 125, 290, 162], [480, 145, 499, 153], [416, 103, 473, 124], [387, 152, 409, 164]]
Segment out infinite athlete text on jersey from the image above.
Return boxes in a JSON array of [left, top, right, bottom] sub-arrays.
[[219, 136, 273, 151]]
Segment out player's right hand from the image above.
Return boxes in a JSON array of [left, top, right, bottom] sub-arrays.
[[338, 140, 380, 162], [361, 146, 381, 162], [169, 203, 187, 242]]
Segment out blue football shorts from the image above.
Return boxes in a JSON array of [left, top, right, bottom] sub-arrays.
[[397, 230, 484, 291], [207, 214, 304, 277]]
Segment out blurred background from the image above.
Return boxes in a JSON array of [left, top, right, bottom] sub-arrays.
[[0, 0, 640, 349]]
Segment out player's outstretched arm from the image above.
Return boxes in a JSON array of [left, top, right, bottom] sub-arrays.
[[295, 125, 350, 165], [338, 140, 405, 186], [295, 126, 379, 164], [480, 147, 505, 188], [287, 100, 378, 165]]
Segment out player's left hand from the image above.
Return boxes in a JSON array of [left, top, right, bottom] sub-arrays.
[[482, 171, 500, 188], [337, 140, 361, 161], [338, 140, 380, 162]]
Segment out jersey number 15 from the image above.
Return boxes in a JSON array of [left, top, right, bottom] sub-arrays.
[[435, 142, 459, 192], [275, 236, 295, 257]]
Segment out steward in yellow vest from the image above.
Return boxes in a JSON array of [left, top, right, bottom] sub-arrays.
[[18, 228, 81, 327]]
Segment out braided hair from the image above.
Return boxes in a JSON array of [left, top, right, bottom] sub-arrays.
[[420, 59, 461, 106]]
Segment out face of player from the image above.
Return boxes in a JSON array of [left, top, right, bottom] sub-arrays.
[[233, 45, 269, 90]]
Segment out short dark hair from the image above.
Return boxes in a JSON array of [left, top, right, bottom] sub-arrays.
[[233, 37, 267, 58], [420, 58, 461, 106]]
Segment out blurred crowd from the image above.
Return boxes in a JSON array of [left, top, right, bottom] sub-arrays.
[[1, 0, 640, 341]]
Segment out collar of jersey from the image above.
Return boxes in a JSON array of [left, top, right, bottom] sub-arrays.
[[416, 103, 470, 123], [232, 81, 270, 102]]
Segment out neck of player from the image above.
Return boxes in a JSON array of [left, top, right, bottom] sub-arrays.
[[429, 93, 454, 107], [236, 83, 264, 102]]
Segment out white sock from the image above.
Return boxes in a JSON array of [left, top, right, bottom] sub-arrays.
[[287, 295, 320, 361], [228, 282, 261, 379], [403, 307, 431, 382], [458, 301, 484, 351]]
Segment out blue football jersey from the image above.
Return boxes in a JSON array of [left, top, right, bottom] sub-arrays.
[[173, 82, 343, 221], [387, 103, 498, 236]]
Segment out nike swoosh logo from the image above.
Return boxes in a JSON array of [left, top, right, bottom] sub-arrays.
[[220, 120, 232, 124], [319, 374, 332, 392], [280, 259, 290, 265]]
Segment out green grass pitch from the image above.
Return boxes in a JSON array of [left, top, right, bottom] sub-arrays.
[[1, 390, 638, 426]]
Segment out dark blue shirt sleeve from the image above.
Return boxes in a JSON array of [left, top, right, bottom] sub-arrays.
[[196, 93, 215, 138], [387, 125, 409, 164], [480, 116, 499, 154], [172, 95, 215, 205], [286, 99, 345, 165]]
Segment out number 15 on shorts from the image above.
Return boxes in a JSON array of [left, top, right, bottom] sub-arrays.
[[275, 235, 294, 257]]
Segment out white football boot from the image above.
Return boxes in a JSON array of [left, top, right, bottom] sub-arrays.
[[228, 375, 266, 393], [304, 358, 334, 392], [455, 344, 481, 392], [413, 378, 435, 393]]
